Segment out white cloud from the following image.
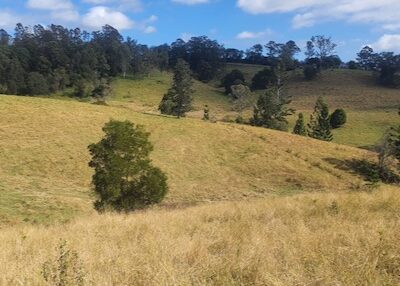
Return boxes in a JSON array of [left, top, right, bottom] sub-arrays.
[[0, 10, 25, 29], [83, 0, 143, 12], [172, 0, 209, 5], [83, 0, 109, 3], [143, 26, 156, 33], [181, 32, 194, 41], [82, 6, 134, 30], [236, 28, 273, 40], [27, 0, 74, 10], [147, 15, 158, 23], [237, 0, 323, 14], [27, 0, 79, 24], [292, 13, 316, 29], [51, 10, 80, 22], [237, 0, 400, 31], [370, 34, 400, 52]]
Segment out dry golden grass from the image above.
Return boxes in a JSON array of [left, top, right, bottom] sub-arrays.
[[0, 95, 379, 224], [287, 69, 400, 111], [1, 187, 399, 285]]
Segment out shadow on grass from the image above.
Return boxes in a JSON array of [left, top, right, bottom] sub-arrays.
[[324, 158, 400, 184]]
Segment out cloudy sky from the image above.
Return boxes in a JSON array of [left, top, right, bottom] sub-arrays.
[[1, 0, 400, 60]]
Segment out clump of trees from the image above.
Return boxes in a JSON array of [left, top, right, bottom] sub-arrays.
[[0, 24, 230, 97], [88, 120, 168, 212], [0, 24, 172, 96], [357, 46, 400, 87], [303, 35, 341, 80], [169, 36, 225, 82], [159, 59, 194, 118], [251, 87, 294, 131]]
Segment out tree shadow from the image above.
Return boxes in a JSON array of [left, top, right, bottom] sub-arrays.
[[324, 157, 400, 184]]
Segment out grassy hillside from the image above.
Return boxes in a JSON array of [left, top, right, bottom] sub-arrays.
[[0, 95, 379, 225], [110, 71, 231, 117], [110, 66, 399, 149], [2, 187, 399, 285]]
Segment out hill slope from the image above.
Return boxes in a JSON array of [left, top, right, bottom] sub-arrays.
[[0, 95, 376, 224], [110, 67, 399, 149]]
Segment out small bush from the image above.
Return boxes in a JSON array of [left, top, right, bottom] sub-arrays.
[[235, 115, 245, 124], [42, 240, 86, 286], [330, 109, 347, 128], [303, 65, 318, 80]]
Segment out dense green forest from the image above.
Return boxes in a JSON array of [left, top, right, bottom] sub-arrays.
[[0, 24, 399, 97]]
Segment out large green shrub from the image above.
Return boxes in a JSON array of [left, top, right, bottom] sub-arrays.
[[303, 65, 318, 80], [251, 68, 277, 90], [221, 69, 245, 94], [88, 120, 168, 212], [330, 108, 347, 128]]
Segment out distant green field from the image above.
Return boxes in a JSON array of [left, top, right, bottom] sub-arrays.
[[109, 65, 399, 149], [110, 70, 231, 117]]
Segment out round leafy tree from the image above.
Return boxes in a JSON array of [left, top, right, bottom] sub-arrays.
[[221, 69, 245, 94], [251, 68, 277, 90], [330, 108, 347, 128], [88, 120, 168, 212]]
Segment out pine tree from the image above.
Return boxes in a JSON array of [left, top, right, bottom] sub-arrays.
[[308, 97, 333, 141], [293, 113, 307, 136], [251, 87, 294, 131], [159, 59, 194, 118]]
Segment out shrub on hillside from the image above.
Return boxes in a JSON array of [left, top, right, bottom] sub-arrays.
[[303, 65, 318, 80], [251, 68, 277, 90], [330, 108, 347, 128], [88, 120, 168, 212], [221, 69, 245, 94]]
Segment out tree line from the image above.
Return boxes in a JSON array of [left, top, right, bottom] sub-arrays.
[[355, 46, 400, 87], [0, 23, 345, 97], [0, 24, 225, 96]]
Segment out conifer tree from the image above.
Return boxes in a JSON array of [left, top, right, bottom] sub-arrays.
[[159, 59, 194, 118], [308, 97, 333, 141], [293, 113, 307, 136]]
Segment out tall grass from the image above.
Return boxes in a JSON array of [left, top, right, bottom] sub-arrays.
[[1, 187, 399, 285]]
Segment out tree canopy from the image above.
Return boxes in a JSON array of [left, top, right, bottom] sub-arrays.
[[88, 120, 168, 212]]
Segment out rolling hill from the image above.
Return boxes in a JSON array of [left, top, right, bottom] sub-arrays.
[[109, 66, 399, 149], [1, 65, 399, 285], [0, 95, 378, 225]]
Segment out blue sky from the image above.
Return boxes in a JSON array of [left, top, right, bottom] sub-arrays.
[[1, 0, 400, 60]]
